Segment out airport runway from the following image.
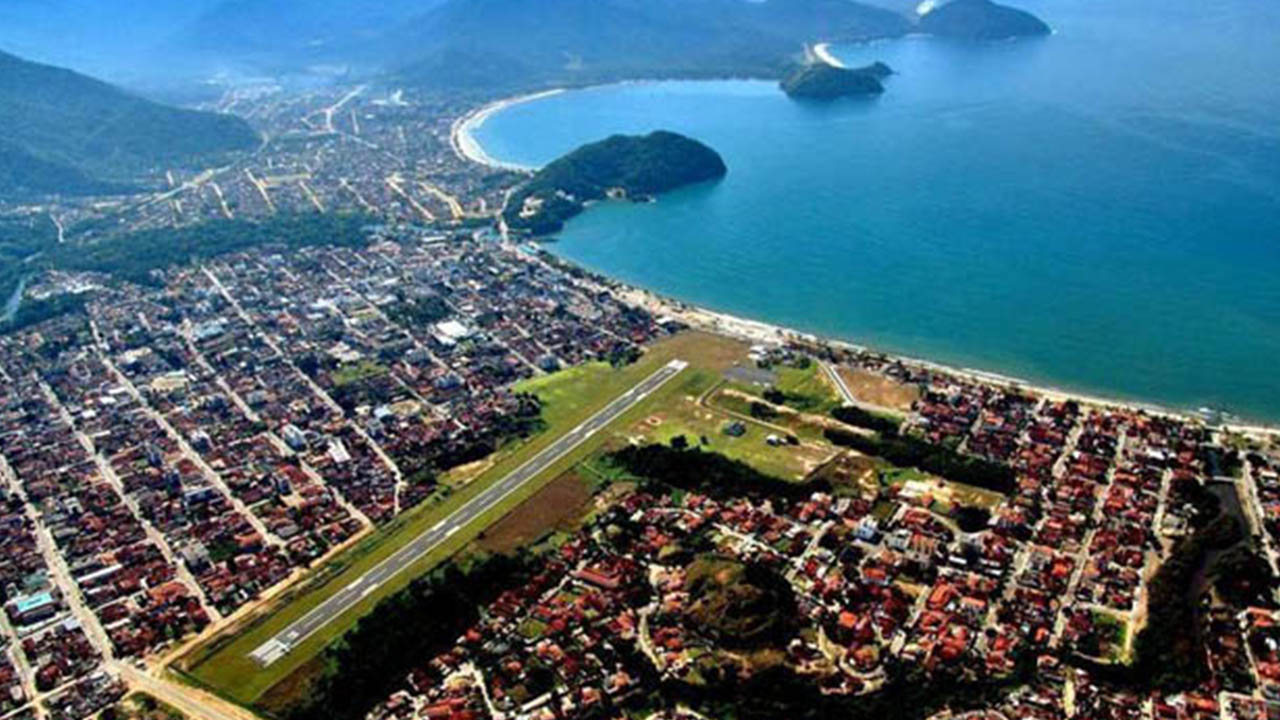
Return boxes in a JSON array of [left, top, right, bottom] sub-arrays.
[[250, 358, 688, 666]]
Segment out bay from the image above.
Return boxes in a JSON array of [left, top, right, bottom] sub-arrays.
[[471, 0, 1280, 422]]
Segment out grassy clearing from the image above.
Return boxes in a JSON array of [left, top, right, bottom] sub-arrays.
[[180, 332, 747, 706], [773, 363, 842, 414], [1091, 609, 1130, 664], [330, 360, 387, 387], [707, 386, 829, 443], [621, 393, 831, 482]]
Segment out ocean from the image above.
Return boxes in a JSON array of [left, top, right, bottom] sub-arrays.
[[470, 0, 1280, 423]]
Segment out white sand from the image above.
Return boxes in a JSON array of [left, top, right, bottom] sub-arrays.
[[450, 89, 565, 171], [604, 281, 1279, 436], [813, 43, 848, 69]]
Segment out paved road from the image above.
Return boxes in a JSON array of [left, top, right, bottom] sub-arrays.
[[113, 663, 259, 720], [820, 361, 857, 406], [250, 359, 688, 666]]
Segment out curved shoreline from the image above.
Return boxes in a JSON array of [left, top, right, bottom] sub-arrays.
[[450, 89, 566, 171], [455, 85, 1279, 434], [812, 43, 848, 68], [607, 276, 1279, 435]]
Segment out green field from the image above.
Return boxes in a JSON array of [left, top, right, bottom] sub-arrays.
[[773, 363, 842, 414], [707, 385, 830, 443], [725, 361, 842, 415], [179, 332, 748, 707], [621, 389, 834, 481]]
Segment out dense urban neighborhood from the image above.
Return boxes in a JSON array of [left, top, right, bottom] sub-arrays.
[[0, 231, 665, 719], [0, 48, 1279, 720], [0, 213, 1278, 720]]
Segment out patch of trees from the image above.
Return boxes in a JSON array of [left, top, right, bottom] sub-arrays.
[[1127, 512, 1243, 691], [2, 213, 379, 332], [1169, 475, 1222, 530], [749, 401, 778, 420], [652, 650, 1035, 720], [384, 294, 451, 328], [281, 553, 530, 720], [952, 505, 992, 534], [3, 293, 87, 334], [50, 212, 377, 287], [1202, 444, 1244, 478], [684, 555, 799, 650], [831, 405, 902, 436], [434, 409, 547, 473], [823, 427, 1015, 495], [1212, 546, 1277, 609], [609, 444, 827, 501], [607, 344, 642, 368], [505, 131, 726, 235]]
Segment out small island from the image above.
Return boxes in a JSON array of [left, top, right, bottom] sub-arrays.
[[918, 0, 1051, 40], [780, 60, 893, 100], [504, 130, 727, 235]]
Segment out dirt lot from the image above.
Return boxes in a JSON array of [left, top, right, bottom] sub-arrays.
[[478, 470, 596, 554], [837, 367, 921, 412], [809, 451, 882, 495]]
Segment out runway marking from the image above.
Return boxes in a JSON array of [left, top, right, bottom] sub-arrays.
[[248, 359, 687, 666]]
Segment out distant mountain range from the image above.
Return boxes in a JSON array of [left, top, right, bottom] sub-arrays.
[[0, 50, 259, 199], [393, 0, 912, 90], [174, 0, 444, 72], [1, 0, 1050, 91]]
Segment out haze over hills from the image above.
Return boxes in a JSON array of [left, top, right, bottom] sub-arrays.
[[175, 0, 445, 72], [0, 49, 259, 199], [0, 0, 220, 83], [394, 0, 913, 90], [0, 0, 1050, 91]]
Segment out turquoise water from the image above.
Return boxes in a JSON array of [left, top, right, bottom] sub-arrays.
[[472, 0, 1280, 422]]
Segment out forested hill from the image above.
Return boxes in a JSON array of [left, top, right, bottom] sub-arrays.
[[918, 0, 1051, 40], [0, 49, 258, 199], [781, 61, 893, 99], [395, 0, 912, 91], [505, 131, 727, 235]]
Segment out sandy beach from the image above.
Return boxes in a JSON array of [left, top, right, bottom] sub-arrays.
[[459, 92, 1278, 437], [450, 89, 565, 171], [812, 43, 848, 69], [603, 281, 1279, 437]]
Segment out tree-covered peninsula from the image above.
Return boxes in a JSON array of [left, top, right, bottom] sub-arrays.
[[504, 130, 727, 235], [918, 0, 1051, 40], [781, 61, 893, 99]]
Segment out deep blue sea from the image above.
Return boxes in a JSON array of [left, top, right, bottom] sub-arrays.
[[471, 0, 1280, 423]]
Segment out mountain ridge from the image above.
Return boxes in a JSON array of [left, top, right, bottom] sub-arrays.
[[918, 0, 1051, 40], [0, 49, 259, 199], [393, 0, 914, 90]]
